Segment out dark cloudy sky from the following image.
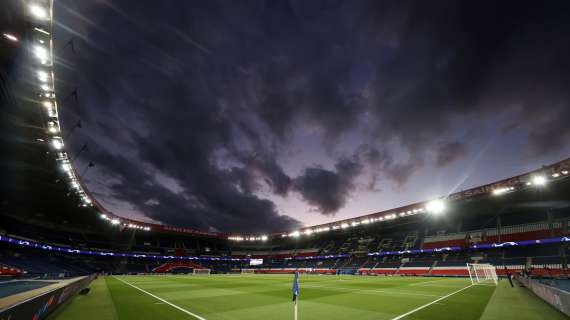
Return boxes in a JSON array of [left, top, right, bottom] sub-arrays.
[[53, 0, 570, 233]]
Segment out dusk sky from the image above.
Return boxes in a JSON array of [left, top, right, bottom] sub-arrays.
[[53, 0, 570, 233]]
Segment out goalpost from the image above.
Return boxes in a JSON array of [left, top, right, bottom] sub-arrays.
[[241, 269, 256, 274], [467, 263, 498, 285], [193, 268, 211, 275]]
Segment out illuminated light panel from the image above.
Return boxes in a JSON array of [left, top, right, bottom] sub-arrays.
[[532, 175, 547, 186], [51, 139, 63, 150], [34, 45, 49, 61], [426, 199, 445, 215], [37, 70, 49, 82], [289, 231, 300, 238], [3, 33, 18, 42], [30, 5, 48, 19]]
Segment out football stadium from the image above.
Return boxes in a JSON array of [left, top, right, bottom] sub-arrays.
[[2, 1, 570, 319]]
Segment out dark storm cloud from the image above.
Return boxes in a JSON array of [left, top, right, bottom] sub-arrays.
[[435, 142, 468, 168], [55, 0, 570, 231], [293, 157, 362, 215]]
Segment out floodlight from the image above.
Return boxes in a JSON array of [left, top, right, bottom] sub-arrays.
[[37, 70, 49, 82], [100, 214, 107, 219], [562, 170, 568, 175], [111, 219, 120, 225], [51, 139, 63, 150], [3, 33, 18, 42], [341, 223, 349, 229], [261, 235, 268, 241], [426, 199, 445, 214], [34, 45, 49, 61], [289, 231, 300, 238], [30, 5, 48, 19], [532, 175, 547, 186]]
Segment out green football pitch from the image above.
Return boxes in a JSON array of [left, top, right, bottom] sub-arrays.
[[48, 274, 567, 320]]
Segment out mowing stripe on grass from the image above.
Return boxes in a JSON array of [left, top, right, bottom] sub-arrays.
[[298, 283, 442, 297], [391, 284, 474, 320], [113, 276, 207, 320]]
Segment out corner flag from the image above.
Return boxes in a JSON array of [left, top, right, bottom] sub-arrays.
[[292, 271, 299, 303], [292, 271, 299, 320]]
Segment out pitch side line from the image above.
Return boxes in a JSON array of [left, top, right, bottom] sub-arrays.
[[390, 284, 474, 320], [113, 276, 207, 320]]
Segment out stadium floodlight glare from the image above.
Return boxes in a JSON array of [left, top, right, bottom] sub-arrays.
[[37, 70, 49, 82], [562, 170, 568, 175], [532, 175, 547, 186], [34, 45, 49, 61], [426, 199, 445, 215], [100, 214, 107, 219], [341, 223, 349, 229], [492, 187, 511, 196], [261, 235, 268, 241], [3, 33, 18, 42], [111, 219, 120, 225], [51, 139, 63, 150], [30, 5, 48, 19], [552, 173, 560, 178], [60, 162, 71, 172], [289, 231, 300, 238]]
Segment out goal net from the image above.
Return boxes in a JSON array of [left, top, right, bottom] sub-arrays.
[[467, 263, 498, 285], [241, 269, 256, 274], [193, 268, 211, 275]]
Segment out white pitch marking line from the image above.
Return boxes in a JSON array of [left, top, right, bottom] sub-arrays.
[[391, 284, 474, 320], [113, 276, 206, 320]]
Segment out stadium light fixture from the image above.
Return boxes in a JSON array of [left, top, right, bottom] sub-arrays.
[[3, 33, 18, 42], [100, 214, 107, 219], [30, 5, 48, 19], [426, 199, 445, 215], [261, 235, 268, 241], [562, 170, 568, 175], [531, 175, 547, 186], [51, 139, 63, 150], [289, 231, 300, 238], [341, 223, 349, 229], [111, 219, 120, 225], [552, 173, 560, 178], [34, 45, 49, 61], [37, 70, 49, 82]]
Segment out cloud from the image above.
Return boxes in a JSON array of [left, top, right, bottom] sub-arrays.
[[435, 142, 468, 167], [293, 157, 363, 215], [54, 0, 570, 231]]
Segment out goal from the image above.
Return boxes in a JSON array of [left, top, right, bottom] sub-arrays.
[[241, 269, 256, 274], [467, 263, 498, 285], [193, 268, 211, 275]]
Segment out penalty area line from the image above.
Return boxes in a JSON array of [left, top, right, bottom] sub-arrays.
[[113, 276, 206, 320], [390, 284, 474, 320]]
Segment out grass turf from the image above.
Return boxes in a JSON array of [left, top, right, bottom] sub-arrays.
[[47, 274, 568, 320]]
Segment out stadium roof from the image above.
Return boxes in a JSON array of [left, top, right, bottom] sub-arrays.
[[1, 0, 570, 242]]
